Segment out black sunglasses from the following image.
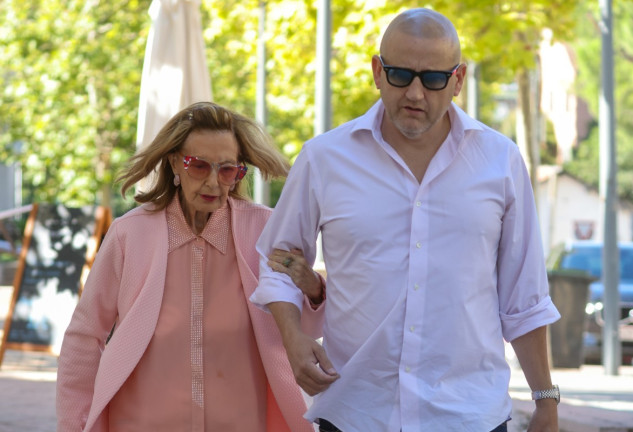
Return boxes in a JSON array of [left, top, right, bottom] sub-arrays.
[[379, 56, 460, 90]]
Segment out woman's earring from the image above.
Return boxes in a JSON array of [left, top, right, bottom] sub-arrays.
[[173, 174, 181, 187]]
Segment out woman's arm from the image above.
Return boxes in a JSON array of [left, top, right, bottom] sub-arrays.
[[267, 248, 325, 306], [56, 223, 122, 431]]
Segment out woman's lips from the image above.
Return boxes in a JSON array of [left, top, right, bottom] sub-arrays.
[[200, 194, 217, 202]]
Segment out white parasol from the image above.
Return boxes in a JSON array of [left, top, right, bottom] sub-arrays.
[[136, 0, 212, 154]]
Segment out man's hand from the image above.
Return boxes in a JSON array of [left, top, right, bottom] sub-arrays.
[[283, 326, 339, 395], [527, 400, 559, 431], [268, 301, 339, 395]]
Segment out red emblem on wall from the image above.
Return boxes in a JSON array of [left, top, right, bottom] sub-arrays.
[[574, 221, 594, 240]]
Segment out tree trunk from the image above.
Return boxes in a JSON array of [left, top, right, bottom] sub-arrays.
[[516, 67, 541, 210]]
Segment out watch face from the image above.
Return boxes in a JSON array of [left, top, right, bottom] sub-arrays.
[[553, 384, 560, 402]]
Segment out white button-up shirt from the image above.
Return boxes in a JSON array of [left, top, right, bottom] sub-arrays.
[[251, 101, 560, 432]]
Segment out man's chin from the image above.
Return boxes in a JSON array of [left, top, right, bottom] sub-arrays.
[[396, 124, 428, 140]]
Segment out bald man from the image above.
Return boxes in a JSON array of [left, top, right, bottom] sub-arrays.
[[251, 8, 560, 432]]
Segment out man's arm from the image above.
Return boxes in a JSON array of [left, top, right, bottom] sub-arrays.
[[268, 301, 339, 395], [511, 326, 559, 432]]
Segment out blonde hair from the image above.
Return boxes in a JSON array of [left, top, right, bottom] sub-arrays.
[[118, 101, 290, 210]]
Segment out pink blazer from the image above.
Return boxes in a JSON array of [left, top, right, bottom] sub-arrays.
[[56, 198, 322, 432]]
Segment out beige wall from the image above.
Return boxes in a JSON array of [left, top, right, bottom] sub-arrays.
[[538, 169, 633, 259]]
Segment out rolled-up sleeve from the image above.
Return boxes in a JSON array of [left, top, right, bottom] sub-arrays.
[[497, 147, 560, 342], [250, 144, 323, 313]]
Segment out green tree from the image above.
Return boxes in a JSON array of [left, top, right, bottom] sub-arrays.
[[434, 0, 579, 195], [201, 0, 398, 161], [0, 0, 150, 209], [565, 1, 633, 201], [0, 0, 584, 211], [203, 1, 579, 162]]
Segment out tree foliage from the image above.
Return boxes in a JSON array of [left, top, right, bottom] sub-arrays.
[[0, 0, 150, 209], [0, 0, 586, 211], [565, 0, 633, 201]]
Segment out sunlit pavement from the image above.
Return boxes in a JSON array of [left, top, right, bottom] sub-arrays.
[[0, 350, 56, 432], [2, 285, 632, 432], [509, 363, 633, 432]]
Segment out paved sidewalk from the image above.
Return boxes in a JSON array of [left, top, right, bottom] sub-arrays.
[[509, 364, 633, 432], [2, 285, 633, 432], [2, 353, 631, 432], [1, 285, 57, 432], [0, 351, 57, 432]]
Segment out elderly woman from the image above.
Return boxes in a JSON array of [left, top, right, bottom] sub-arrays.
[[56, 102, 325, 432]]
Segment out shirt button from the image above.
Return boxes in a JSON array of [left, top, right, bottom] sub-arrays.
[[405, 366, 411, 373], [416, 201, 421, 207], [416, 242, 421, 248], [409, 326, 415, 332], [414, 283, 419, 290]]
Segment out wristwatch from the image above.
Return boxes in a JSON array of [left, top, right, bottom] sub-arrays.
[[531, 384, 560, 404]]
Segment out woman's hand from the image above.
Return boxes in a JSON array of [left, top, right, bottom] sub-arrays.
[[268, 248, 324, 305]]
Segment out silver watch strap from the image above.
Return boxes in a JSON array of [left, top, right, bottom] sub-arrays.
[[531, 384, 560, 403]]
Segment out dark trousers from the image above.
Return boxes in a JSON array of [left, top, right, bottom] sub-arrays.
[[318, 418, 508, 432]]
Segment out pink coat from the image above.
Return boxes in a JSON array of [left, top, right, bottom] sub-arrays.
[[56, 198, 322, 432]]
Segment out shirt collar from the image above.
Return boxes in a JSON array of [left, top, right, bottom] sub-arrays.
[[351, 99, 486, 150], [166, 196, 231, 254], [446, 101, 485, 139], [351, 99, 383, 136], [352, 98, 484, 128]]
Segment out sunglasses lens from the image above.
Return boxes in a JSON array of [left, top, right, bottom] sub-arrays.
[[186, 158, 211, 179], [386, 68, 414, 87], [422, 72, 449, 90], [218, 165, 239, 184], [183, 155, 246, 185]]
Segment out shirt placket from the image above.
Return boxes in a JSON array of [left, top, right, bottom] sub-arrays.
[[400, 191, 428, 431], [191, 239, 205, 431]]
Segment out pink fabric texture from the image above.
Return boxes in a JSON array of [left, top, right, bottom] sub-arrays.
[[56, 197, 322, 432], [107, 201, 267, 431]]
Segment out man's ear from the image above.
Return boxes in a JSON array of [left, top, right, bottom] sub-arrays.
[[371, 55, 383, 90], [453, 63, 467, 97]]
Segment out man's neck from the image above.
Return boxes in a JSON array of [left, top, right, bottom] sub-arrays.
[[382, 113, 451, 183]]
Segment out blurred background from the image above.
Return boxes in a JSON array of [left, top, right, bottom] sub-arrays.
[[0, 3, 632, 430], [0, 0, 632, 367]]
